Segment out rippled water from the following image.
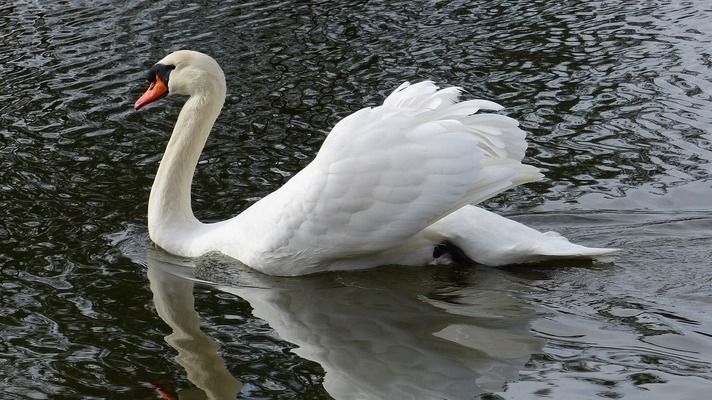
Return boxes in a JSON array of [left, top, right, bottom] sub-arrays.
[[1, 1, 711, 399]]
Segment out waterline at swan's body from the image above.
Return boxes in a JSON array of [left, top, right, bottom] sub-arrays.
[[135, 50, 617, 276]]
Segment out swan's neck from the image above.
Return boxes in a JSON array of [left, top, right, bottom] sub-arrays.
[[148, 88, 225, 242]]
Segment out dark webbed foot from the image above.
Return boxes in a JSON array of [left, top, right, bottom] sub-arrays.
[[433, 240, 478, 266]]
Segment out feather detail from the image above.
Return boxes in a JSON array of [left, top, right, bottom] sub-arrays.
[[222, 81, 544, 273]]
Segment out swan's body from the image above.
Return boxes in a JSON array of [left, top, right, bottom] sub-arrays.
[[136, 50, 617, 276]]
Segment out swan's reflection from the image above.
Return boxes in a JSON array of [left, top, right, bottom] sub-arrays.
[[147, 250, 543, 400], [148, 257, 242, 400]]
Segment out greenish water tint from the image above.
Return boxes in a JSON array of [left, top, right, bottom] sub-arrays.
[[1, 0, 711, 399]]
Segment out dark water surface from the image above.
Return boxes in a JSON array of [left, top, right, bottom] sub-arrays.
[[2, 1, 711, 399]]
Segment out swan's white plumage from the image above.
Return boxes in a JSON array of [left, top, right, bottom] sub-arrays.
[[141, 51, 617, 276], [425, 205, 618, 266]]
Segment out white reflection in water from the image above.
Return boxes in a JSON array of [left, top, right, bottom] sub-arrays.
[[147, 250, 543, 400], [148, 260, 242, 400]]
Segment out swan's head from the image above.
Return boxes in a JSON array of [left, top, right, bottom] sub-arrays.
[[134, 50, 226, 110]]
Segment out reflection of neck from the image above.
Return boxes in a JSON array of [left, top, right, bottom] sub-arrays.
[[148, 88, 225, 244], [148, 266, 240, 399]]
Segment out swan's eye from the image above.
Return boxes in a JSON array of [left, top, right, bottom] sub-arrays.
[[135, 63, 175, 110], [146, 63, 176, 84]]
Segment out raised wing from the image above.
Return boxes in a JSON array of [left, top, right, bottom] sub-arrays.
[[234, 82, 542, 269]]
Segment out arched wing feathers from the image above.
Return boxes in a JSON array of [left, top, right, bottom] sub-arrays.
[[266, 81, 542, 260]]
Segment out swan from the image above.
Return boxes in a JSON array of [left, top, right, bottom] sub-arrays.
[[134, 50, 617, 276]]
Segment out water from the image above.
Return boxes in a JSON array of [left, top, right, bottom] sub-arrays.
[[1, 0, 711, 398]]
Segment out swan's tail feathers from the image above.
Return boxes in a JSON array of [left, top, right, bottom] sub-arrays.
[[427, 206, 620, 266], [520, 230, 621, 260]]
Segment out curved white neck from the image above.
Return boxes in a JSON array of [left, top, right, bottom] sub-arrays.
[[148, 87, 225, 242]]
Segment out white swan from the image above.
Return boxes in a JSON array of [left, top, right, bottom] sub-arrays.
[[134, 50, 617, 276]]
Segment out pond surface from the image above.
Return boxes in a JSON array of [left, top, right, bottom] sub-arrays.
[[2, 0, 712, 399]]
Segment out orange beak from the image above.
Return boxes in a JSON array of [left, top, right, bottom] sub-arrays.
[[134, 74, 168, 110]]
